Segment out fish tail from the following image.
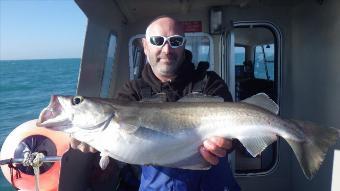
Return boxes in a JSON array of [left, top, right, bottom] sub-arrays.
[[285, 120, 339, 179]]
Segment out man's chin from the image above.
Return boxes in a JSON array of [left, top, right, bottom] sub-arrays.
[[157, 65, 175, 74]]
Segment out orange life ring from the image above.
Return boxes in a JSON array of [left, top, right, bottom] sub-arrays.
[[0, 119, 70, 191]]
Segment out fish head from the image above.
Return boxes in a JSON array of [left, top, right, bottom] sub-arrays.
[[37, 95, 116, 133]]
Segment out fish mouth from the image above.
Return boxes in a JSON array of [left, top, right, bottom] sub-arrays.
[[37, 95, 71, 130]]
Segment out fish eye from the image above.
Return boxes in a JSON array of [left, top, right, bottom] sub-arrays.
[[72, 96, 84, 105]]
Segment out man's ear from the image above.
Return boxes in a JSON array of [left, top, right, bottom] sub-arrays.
[[142, 38, 148, 55]]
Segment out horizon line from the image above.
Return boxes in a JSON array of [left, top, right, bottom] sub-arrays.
[[0, 57, 82, 61]]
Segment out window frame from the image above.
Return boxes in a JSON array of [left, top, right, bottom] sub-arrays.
[[100, 32, 118, 98]]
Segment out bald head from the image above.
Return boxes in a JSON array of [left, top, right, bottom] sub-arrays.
[[145, 16, 184, 37]]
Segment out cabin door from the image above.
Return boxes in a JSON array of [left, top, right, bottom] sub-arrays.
[[224, 21, 282, 181]]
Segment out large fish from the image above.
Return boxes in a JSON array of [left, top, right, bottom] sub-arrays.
[[36, 93, 339, 179]]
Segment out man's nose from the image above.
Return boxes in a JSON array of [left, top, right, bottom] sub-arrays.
[[161, 42, 174, 53]]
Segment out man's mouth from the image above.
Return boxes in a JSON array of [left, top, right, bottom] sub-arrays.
[[160, 58, 173, 62], [159, 53, 176, 60], [159, 57, 176, 64]]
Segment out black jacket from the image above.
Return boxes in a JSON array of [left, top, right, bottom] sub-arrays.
[[116, 61, 233, 102]]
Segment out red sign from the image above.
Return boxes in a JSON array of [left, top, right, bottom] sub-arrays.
[[180, 21, 202, 32]]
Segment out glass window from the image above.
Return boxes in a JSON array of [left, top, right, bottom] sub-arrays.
[[184, 33, 212, 67], [100, 34, 117, 98], [235, 46, 245, 66], [254, 44, 274, 80]]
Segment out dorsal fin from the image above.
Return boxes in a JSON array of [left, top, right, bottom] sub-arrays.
[[242, 93, 279, 114], [178, 93, 224, 103]]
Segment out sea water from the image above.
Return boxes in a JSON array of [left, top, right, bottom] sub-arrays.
[[0, 58, 80, 190]]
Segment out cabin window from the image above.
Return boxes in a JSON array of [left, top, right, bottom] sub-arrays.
[[254, 44, 274, 80], [235, 46, 245, 66], [184, 33, 214, 68], [129, 33, 214, 80], [100, 33, 117, 98]]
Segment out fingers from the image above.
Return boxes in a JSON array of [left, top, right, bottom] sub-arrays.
[[88, 145, 98, 153], [209, 136, 233, 151], [200, 146, 219, 165], [203, 139, 226, 157], [200, 137, 233, 165], [70, 138, 98, 153], [70, 137, 81, 149], [79, 142, 98, 153]]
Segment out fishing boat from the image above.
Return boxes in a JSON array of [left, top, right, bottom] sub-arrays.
[[1, 0, 339, 190]]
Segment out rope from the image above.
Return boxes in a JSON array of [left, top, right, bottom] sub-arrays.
[[22, 152, 45, 191], [7, 159, 20, 190]]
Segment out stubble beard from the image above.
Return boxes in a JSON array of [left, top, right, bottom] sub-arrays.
[[148, 54, 183, 79]]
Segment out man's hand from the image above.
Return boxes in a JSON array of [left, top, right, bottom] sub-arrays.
[[199, 136, 233, 165], [70, 137, 98, 153]]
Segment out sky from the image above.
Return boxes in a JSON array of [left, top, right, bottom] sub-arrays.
[[0, 0, 87, 60]]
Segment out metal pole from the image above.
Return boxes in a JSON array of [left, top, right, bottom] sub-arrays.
[[0, 156, 62, 165]]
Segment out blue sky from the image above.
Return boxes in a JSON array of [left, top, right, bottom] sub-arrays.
[[0, 0, 87, 60]]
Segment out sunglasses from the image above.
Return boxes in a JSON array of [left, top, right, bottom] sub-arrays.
[[147, 35, 186, 48]]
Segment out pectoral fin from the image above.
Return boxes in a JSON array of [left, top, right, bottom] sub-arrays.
[[119, 123, 139, 133], [238, 134, 277, 157], [99, 152, 110, 170], [116, 115, 140, 134]]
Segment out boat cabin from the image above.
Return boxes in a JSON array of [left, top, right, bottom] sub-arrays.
[[59, 0, 340, 190]]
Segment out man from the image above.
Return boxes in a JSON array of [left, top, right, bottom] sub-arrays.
[[115, 16, 240, 191], [72, 16, 240, 191]]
